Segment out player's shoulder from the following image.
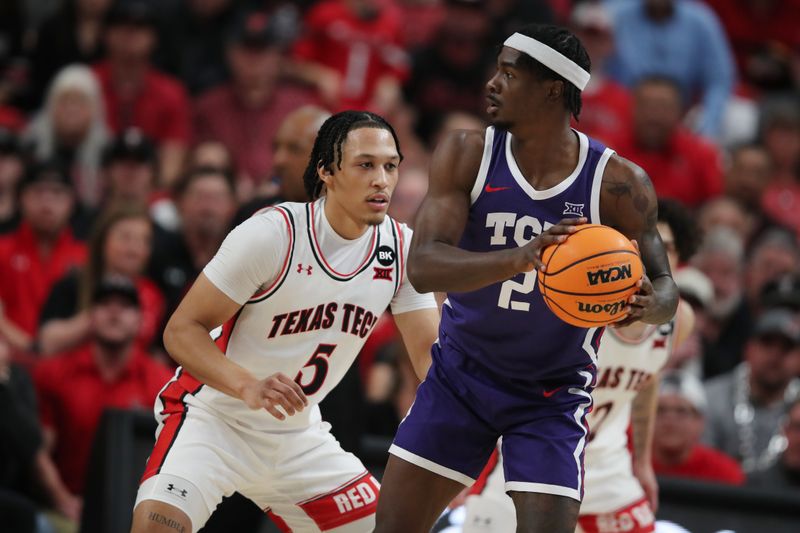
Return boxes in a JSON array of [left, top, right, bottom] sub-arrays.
[[431, 128, 489, 190], [245, 201, 304, 228]]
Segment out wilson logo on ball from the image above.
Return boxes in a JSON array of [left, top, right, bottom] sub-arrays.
[[586, 264, 633, 286], [577, 299, 627, 316]]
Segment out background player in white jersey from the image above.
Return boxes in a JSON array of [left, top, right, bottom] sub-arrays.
[[130, 111, 439, 533], [461, 199, 697, 533]]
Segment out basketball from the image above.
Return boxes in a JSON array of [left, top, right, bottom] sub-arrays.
[[537, 224, 644, 328]]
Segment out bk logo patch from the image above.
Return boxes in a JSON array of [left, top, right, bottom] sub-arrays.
[[373, 267, 393, 281]]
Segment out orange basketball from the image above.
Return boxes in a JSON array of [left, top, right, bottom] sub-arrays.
[[537, 224, 643, 328]]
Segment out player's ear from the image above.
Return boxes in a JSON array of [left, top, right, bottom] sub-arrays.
[[317, 160, 333, 186], [547, 80, 564, 102]]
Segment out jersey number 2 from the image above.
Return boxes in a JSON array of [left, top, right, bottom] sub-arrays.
[[295, 344, 337, 395], [497, 271, 536, 311]]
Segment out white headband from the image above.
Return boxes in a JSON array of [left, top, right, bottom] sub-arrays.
[[503, 33, 590, 91]]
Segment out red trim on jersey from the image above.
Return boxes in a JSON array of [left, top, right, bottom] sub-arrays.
[[394, 220, 405, 295], [578, 496, 655, 533], [266, 510, 292, 533], [298, 471, 379, 530], [213, 309, 243, 354], [468, 449, 500, 496], [309, 201, 377, 277], [139, 379, 191, 483], [177, 370, 203, 394], [249, 207, 294, 301]]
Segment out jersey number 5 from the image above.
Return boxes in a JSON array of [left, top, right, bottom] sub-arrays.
[[295, 344, 337, 395], [497, 271, 536, 311]]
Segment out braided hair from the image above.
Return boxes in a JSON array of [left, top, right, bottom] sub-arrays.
[[302, 110, 403, 200], [513, 24, 591, 120]]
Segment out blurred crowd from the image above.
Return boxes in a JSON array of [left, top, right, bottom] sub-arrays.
[[0, 0, 799, 531]]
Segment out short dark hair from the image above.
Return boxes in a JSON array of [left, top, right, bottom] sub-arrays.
[[511, 24, 591, 119], [173, 165, 236, 198], [302, 111, 403, 200], [657, 198, 699, 263]]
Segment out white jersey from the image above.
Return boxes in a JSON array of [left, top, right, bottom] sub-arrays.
[[580, 322, 674, 514], [166, 198, 436, 431]]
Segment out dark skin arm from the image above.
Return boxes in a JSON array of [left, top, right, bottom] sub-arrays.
[[600, 155, 679, 325], [408, 130, 585, 293]]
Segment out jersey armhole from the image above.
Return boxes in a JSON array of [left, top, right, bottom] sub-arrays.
[[590, 148, 615, 225], [247, 206, 296, 303], [469, 127, 496, 205]]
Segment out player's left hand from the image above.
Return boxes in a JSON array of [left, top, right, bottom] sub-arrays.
[[633, 461, 659, 513]]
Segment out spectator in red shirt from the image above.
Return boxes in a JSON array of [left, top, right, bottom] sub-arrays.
[[292, 0, 409, 113], [0, 129, 25, 234], [758, 101, 800, 238], [194, 10, 319, 198], [568, 2, 632, 147], [614, 76, 724, 208], [34, 275, 172, 496], [93, 0, 191, 187], [0, 160, 86, 355], [38, 204, 164, 356], [652, 370, 745, 485]]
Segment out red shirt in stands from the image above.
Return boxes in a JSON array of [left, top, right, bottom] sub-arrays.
[[573, 79, 632, 147], [34, 344, 172, 494], [0, 222, 86, 336], [193, 82, 318, 184], [93, 61, 191, 144], [653, 445, 745, 485], [135, 277, 165, 350], [293, 0, 408, 111], [612, 126, 724, 208]]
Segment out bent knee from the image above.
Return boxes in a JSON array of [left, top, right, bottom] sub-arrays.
[[131, 499, 193, 533]]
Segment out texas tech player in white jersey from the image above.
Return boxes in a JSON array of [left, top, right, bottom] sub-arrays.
[[135, 198, 437, 532]]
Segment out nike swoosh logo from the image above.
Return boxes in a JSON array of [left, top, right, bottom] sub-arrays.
[[542, 385, 566, 398], [485, 184, 511, 193]]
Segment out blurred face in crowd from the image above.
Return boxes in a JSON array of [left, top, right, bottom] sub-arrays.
[[272, 108, 328, 202], [179, 173, 236, 239], [745, 244, 799, 304], [21, 181, 74, 238], [104, 216, 152, 278], [189, 0, 230, 18], [654, 394, 703, 459], [106, 158, 155, 202], [388, 166, 427, 226], [632, 80, 682, 151], [763, 122, 800, 172], [693, 249, 743, 319], [106, 23, 156, 63], [320, 127, 400, 231], [0, 152, 23, 194], [91, 296, 141, 351], [725, 146, 771, 207], [52, 88, 94, 146], [437, 5, 489, 69], [746, 332, 797, 395], [698, 197, 753, 245], [783, 402, 800, 471], [189, 141, 233, 173], [228, 43, 282, 90], [78, 0, 112, 17]]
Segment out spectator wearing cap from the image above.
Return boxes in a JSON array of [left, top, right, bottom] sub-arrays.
[[148, 166, 236, 319], [567, 2, 633, 147], [0, 129, 25, 234], [24, 63, 111, 207], [748, 398, 800, 490], [605, 0, 735, 140], [93, 0, 191, 187], [38, 204, 164, 356], [291, 0, 408, 113], [0, 160, 86, 355], [724, 144, 771, 218], [27, 0, 111, 111], [652, 370, 745, 485], [194, 9, 318, 198], [34, 274, 171, 497], [703, 310, 800, 473], [612, 76, 724, 208]]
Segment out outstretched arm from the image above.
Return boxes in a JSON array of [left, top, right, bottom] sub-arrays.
[[601, 156, 679, 325], [408, 130, 583, 293]]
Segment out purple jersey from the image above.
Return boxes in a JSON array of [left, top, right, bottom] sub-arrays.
[[440, 126, 614, 381]]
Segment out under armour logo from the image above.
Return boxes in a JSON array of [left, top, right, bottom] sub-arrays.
[[166, 483, 188, 498], [297, 263, 312, 275], [563, 202, 584, 217]]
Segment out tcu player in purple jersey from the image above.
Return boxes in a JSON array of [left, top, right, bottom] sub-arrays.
[[375, 25, 679, 533]]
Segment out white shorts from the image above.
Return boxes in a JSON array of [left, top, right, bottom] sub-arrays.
[[134, 401, 379, 533]]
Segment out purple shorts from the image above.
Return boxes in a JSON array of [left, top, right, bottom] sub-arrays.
[[390, 339, 594, 501]]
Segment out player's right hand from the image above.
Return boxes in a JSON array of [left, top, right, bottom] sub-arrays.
[[241, 372, 308, 420], [514, 217, 587, 273]]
